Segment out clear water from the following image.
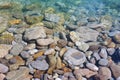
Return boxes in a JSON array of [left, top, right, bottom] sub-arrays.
[[0, 0, 120, 17]]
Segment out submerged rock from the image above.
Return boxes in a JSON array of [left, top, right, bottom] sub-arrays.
[[23, 26, 46, 41], [76, 27, 99, 42], [64, 48, 86, 66]]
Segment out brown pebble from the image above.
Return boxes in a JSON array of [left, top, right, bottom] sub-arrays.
[[33, 50, 45, 59], [34, 70, 45, 78], [59, 48, 67, 57]]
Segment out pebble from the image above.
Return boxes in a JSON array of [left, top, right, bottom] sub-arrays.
[[28, 49, 38, 55], [98, 59, 108, 66], [6, 67, 32, 80], [9, 56, 25, 70], [55, 78, 62, 80], [37, 38, 54, 46], [45, 13, 60, 23], [0, 44, 12, 58], [0, 63, 9, 73], [24, 43, 36, 50], [44, 48, 55, 55], [5, 54, 13, 60], [98, 67, 111, 80], [107, 48, 115, 55], [74, 68, 97, 78], [57, 39, 67, 48], [33, 50, 45, 59], [75, 41, 89, 52], [99, 48, 108, 59], [93, 51, 101, 61], [64, 48, 86, 66], [66, 24, 78, 30], [23, 26, 46, 41], [20, 51, 30, 59], [30, 60, 49, 70], [109, 62, 120, 79], [76, 27, 99, 42], [0, 73, 5, 80], [113, 32, 120, 43], [10, 43, 24, 55], [69, 31, 80, 42], [86, 63, 99, 71]]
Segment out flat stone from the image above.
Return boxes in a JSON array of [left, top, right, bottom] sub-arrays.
[[64, 48, 86, 66], [74, 68, 97, 78], [6, 67, 32, 80], [30, 60, 49, 70], [37, 38, 54, 46], [0, 63, 8, 73], [76, 27, 99, 42], [10, 43, 24, 55], [23, 26, 46, 41]]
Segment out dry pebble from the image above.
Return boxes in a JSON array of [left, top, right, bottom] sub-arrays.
[[86, 63, 99, 71], [0, 63, 9, 73]]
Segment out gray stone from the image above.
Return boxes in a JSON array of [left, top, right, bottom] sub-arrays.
[[14, 34, 23, 43], [23, 27, 46, 41], [86, 63, 99, 71], [20, 51, 30, 59], [76, 27, 99, 42], [99, 48, 108, 59], [30, 60, 49, 70], [10, 43, 24, 55], [98, 59, 108, 66], [0, 63, 9, 73], [64, 48, 86, 66], [45, 13, 60, 23], [93, 52, 101, 61]]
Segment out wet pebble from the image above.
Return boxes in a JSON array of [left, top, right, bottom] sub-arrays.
[[64, 48, 86, 66]]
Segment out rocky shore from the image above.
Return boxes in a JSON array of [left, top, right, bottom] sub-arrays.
[[0, 0, 120, 80]]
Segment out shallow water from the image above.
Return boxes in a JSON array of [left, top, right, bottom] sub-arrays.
[[0, 0, 120, 80]]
